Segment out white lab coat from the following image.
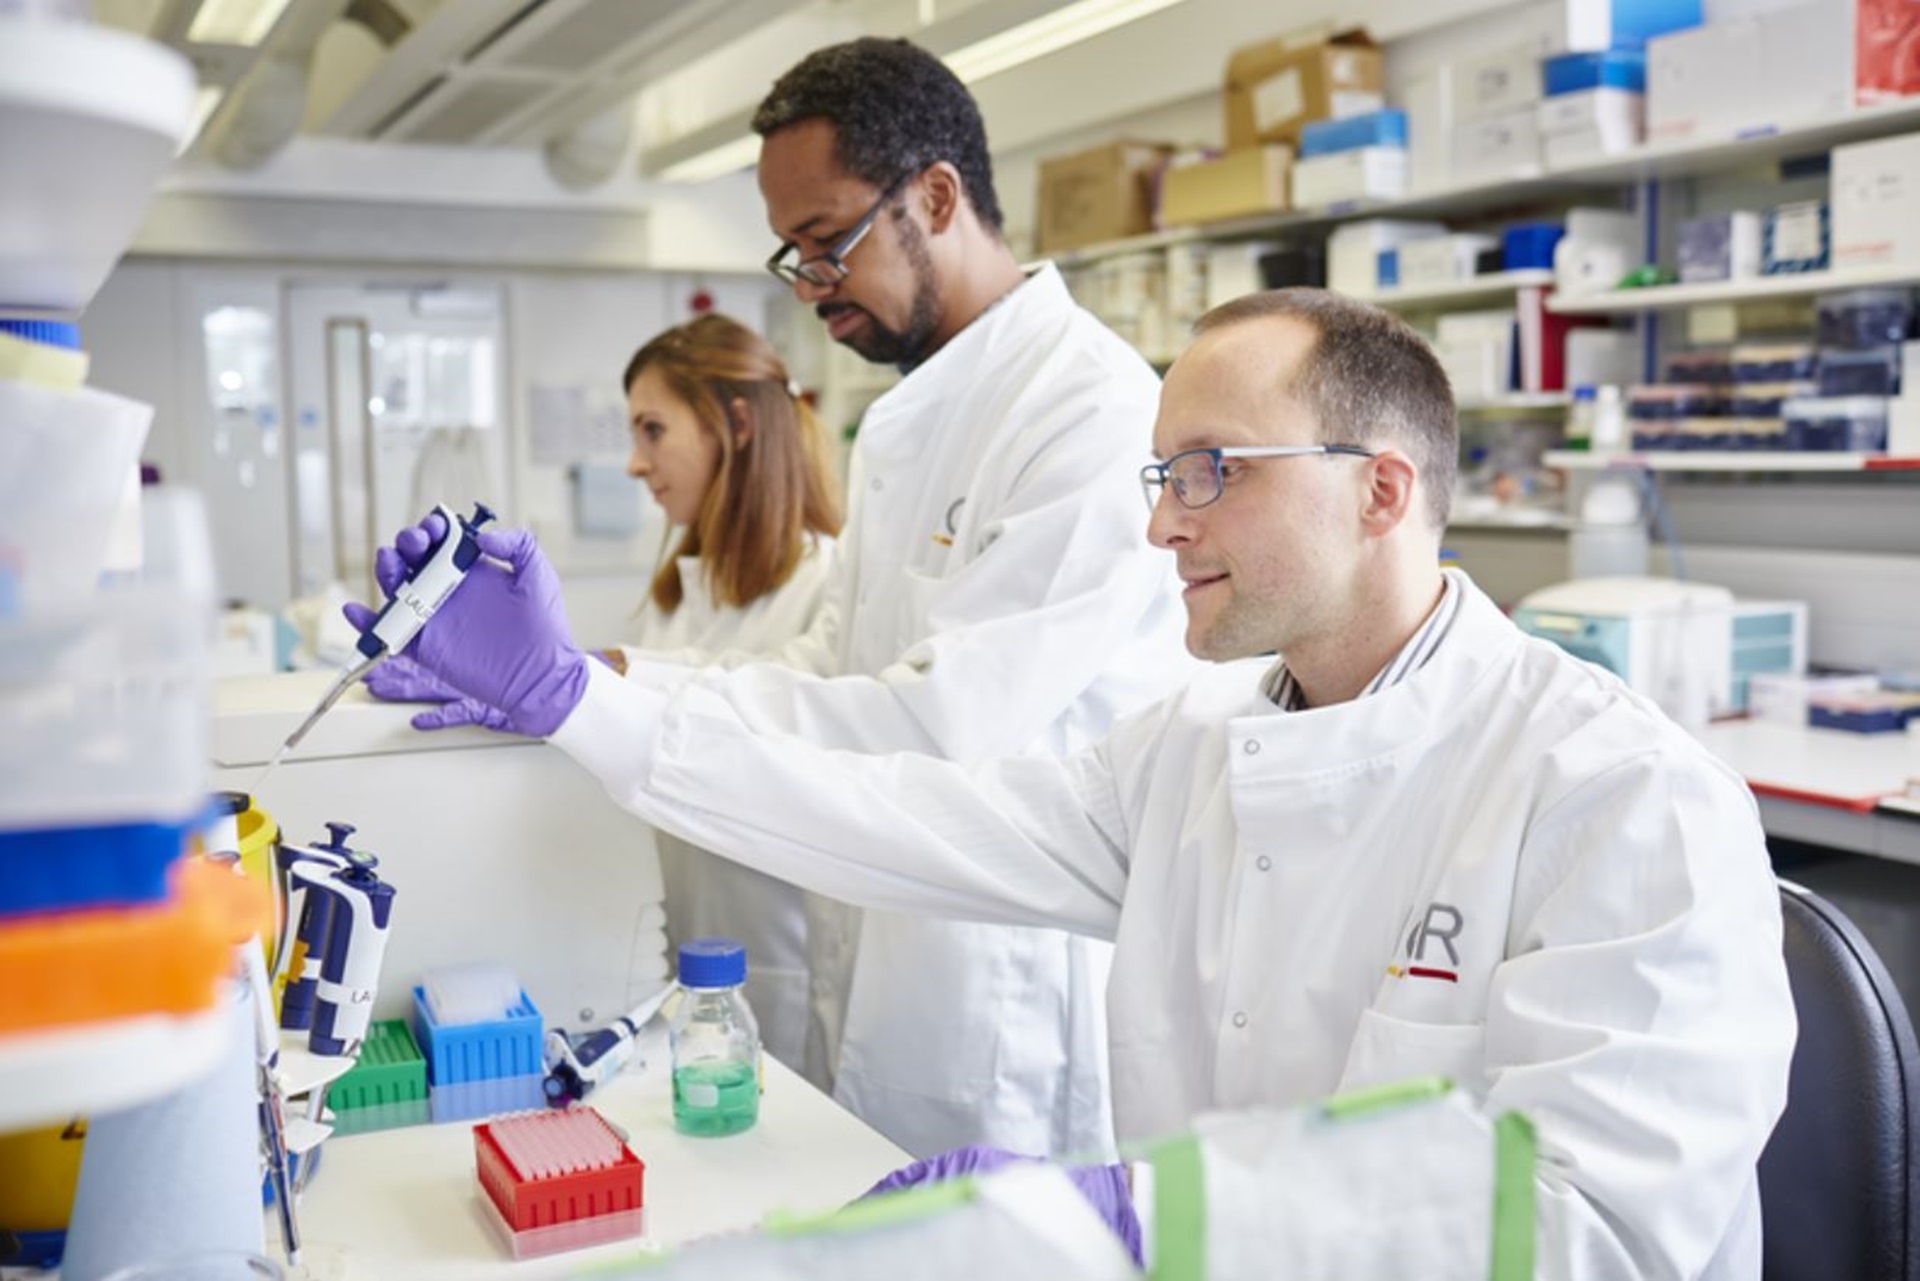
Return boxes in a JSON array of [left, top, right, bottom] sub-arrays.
[[554, 570, 1795, 1279], [618, 537, 834, 1073], [612, 264, 1192, 1158]]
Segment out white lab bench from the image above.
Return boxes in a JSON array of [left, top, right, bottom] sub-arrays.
[[283, 1026, 909, 1279], [1693, 720, 1920, 863]]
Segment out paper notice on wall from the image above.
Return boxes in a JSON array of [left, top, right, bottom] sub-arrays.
[[528, 383, 630, 467]]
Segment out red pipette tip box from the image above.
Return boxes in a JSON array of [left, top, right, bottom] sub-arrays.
[[474, 1106, 646, 1258]]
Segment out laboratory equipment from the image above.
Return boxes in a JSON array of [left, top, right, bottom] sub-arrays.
[[1513, 577, 1808, 725], [256, 500, 494, 788], [302, 844, 395, 1058], [669, 939, 761, 1138], [473, 1106, 645, 1259], [324, 1019, 429, 1135], [270, 823, 354, 1034], [1569, 474, 1648, 580], [543, 982, 679, 1106], [411, 977, 545, 1122]]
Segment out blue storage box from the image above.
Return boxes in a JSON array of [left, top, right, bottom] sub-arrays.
[[0, 818, 187, 917], [1599, 0, 1703, 48], [1298, 110, 1407, 159], [411, 984, 543, 1087], [1502, 222, 1565, 270], [1543, 50, 1646, 95]]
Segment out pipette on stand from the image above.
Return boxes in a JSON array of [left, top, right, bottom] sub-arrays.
[[252, 501, 494, 792]]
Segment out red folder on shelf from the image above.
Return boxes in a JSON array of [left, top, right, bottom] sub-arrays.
[[1515, 284, 1611, 392]]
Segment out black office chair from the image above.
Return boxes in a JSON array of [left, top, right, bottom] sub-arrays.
[[1759, 880, 1920, 1281]]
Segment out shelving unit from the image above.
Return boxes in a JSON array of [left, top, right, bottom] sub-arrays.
[[1544, 450, 1920, 472], [1547, 264, 1920, 315], [1459, 393, 1571, 413], [1359, 270, 1554, 311], [1053, 96, 1920, 268]]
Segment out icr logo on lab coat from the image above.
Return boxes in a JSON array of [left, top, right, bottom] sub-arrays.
[[1388, 901, 1462, 983]]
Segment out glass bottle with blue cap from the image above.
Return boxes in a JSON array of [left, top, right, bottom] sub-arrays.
[[669, 939, 761, 1137]]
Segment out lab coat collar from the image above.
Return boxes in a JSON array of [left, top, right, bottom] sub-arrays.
[[1225, 569, 1525, 777], [857, 265, 1073, 462]]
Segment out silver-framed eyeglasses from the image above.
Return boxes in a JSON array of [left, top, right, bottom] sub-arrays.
[[766, 171, 916, 288], [1140, 444, 1376, 510]]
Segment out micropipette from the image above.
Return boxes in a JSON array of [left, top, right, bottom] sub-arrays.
[[255, 501, 494, 789]]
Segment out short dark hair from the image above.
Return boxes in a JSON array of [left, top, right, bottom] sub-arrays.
[[752, 37, 1004, 233], [1194, 289, 1458, 529]]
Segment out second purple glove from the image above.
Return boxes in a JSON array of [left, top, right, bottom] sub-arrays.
[[363, 656, 513, 733], [863, 1144, 1141, 1266]]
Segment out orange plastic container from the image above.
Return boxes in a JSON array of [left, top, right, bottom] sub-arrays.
[[0, 857, 270, 1035]]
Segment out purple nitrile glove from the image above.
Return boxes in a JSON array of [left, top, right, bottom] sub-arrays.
[[362, 655, 513, 733], [863, 1144, 1142, 1267], [341, 513, 588, 738]]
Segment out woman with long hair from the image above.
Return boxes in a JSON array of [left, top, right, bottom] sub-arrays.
[[609, 313, 841, 1073]]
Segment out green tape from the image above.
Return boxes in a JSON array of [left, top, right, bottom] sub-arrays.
[[1489, 1111, 1537, 1281], [1320, 1075, 1453, 1121], [1147, 1135, 1206, 1281], [762, 1176, 978, 1239]]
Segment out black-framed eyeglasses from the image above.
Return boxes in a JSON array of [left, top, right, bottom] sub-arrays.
[[766, 171, 916, 288], [1140, 444, 1376, 511]]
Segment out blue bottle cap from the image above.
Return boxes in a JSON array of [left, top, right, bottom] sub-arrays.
[[679, 938, 746, 988], [0, 319, 81, 350]]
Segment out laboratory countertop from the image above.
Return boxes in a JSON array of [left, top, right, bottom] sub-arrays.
[[281, 1028, 909, 1280], [1692, 719, 1920, 863]]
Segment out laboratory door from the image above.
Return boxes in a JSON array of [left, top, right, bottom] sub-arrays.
[[284, 282, 508, 602]]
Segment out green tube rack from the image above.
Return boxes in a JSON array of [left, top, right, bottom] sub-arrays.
[[329, 1018, 430, 1135]]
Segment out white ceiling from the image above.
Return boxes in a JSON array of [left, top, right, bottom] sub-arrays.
[[94, 0, 1096, 170]]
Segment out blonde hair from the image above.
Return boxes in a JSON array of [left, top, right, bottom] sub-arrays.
[[623, 314, 843, 613]]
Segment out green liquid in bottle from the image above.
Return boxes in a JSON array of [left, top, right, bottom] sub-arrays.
[[672, 1060, 759, 1136]]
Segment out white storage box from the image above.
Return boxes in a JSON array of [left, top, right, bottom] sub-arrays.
[[1396, 234, 1499, 289], [1450, 43, 1544, 122], [1648, 20, 1761, 143], [1832, 132, 1920, 272], [1401, 66, 1454, 194], [1538, 88, 1644, 164], [1452, 108, 1542, 184], [1289, 146, 1408, 209], [1327, 220, 1447, 295]]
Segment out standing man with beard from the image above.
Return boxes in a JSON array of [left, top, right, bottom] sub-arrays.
[[563, 38, 1192, 1159]]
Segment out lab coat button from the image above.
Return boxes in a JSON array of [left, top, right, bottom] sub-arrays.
[[1242, 740, 1261, 755], [1256, 855, 1272, 872], [1231, 1011, 1249, 1028]]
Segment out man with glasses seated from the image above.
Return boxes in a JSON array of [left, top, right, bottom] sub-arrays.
[[610, 37, 1192, 1162], [378, 285, 1794, 1276]]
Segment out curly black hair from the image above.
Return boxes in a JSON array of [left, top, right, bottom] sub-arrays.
[[751, 37, 1004, 233]]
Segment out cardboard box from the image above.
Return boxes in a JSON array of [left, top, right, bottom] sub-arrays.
[[1758, 2, 1854, 129], [1327, 220, 1447, 294], [1158, 146, 1291, 227], [1859, 0, 1920, 104], [1397, 234, 1500, 288], [1035, 141, 1172, 255], [1539, 88, 1645, 164], [1833, 132, 1920, 270], [1225, 25, 1383, 150]]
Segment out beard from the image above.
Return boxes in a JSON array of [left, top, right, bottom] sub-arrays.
[[820, 216, 942, 368]]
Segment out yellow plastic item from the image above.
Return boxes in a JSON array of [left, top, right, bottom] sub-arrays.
[[236, 803, 279, 967], [0, 1119, 85, 1232], [0, 857, 270, 1035]]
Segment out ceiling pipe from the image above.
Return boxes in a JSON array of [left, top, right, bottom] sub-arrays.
[[202, 0, 352, 169]]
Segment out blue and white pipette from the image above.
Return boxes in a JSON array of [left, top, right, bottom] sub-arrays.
[[258, 501, 494, 783]]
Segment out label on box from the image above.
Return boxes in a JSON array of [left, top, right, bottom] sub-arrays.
[[1253, 69, 1305, 132], [1773, 205, 1825, 262], [1330, 89, 1385, 118]]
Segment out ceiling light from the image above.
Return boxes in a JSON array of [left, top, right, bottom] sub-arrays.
[[186, 0, 296, 47], [945, 0, 1187, 84], [653, 133, 762, 184], [179, 84, 225, 154]]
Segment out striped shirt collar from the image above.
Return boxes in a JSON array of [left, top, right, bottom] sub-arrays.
[[1260, 574, 1462, 711]]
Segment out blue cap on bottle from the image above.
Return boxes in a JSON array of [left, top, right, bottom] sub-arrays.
[[679, 938, 746, 989], [0, 319, 81, 350]]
